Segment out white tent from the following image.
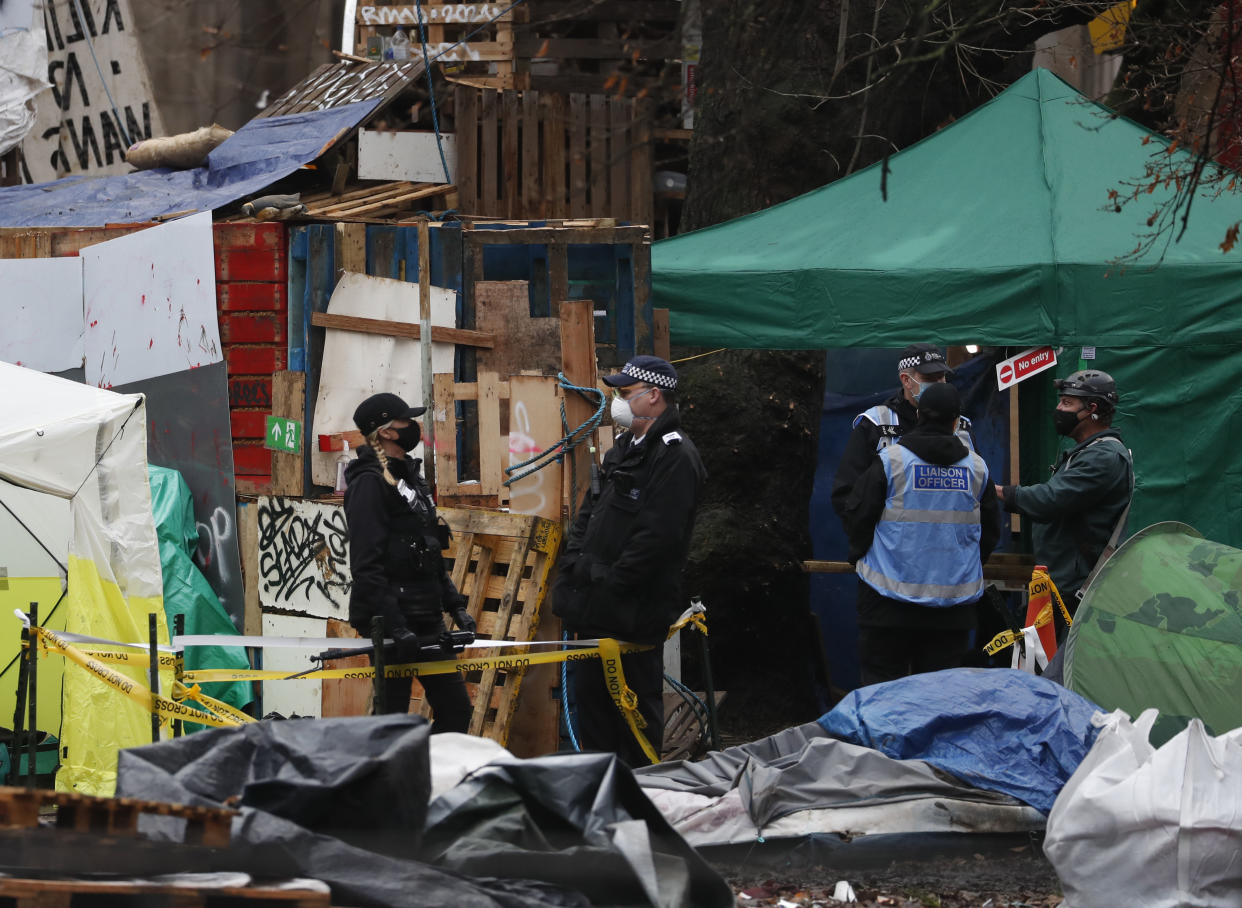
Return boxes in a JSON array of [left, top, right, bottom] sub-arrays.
[[0, 362, 168, 795]]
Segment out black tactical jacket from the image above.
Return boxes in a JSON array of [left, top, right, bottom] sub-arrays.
[[344, 445, 458, 634], [553, 406, 706, 644]]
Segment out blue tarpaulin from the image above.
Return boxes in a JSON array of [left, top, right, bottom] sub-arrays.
[[818, 668, 1103, 813], [0, 100, 382, 227]]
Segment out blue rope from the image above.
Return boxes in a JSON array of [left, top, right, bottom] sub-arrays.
[[561, 631, 582, 752], [504, 373, 606, 486], [413, 0, 453, 185]]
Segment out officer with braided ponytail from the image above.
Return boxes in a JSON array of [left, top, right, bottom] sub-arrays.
[[343, 392, 473, 729]]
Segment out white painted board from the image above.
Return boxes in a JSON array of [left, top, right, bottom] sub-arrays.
[[24, 0, 166, 182], [80, 212, 221, 388], [256, 496, 352, 620], [358, 129, 457, 184], [0, 257, 83, 372], [260, 612, 326, 719], [311, 271, 456, 487]]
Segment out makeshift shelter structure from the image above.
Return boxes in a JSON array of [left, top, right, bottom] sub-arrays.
[[0, 362, 169, 795], [653, 68, 1242, 548]]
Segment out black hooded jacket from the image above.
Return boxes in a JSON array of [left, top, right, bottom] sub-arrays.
[[552, 405, 706, 644], [343, 445, 460, 634], [842, 422, 1001, 627]]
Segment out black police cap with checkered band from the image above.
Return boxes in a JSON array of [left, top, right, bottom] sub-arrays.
[[602, 355, 678, 390]]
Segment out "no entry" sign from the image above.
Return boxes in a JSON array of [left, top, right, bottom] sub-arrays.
[[996, 346, 1057, 390]]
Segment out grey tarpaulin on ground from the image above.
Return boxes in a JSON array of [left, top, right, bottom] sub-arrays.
[[116, 715, 588, 908], [634, 722, 1044, 848]]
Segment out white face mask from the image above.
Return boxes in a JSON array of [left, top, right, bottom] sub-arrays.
[[610, 394, 635, 429]]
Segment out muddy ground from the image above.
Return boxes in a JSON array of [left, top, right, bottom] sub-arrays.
[[713, 834, 1063, 906]]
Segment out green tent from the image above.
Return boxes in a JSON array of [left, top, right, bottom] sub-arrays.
[[653, 68, 1242, 546], [1065, 522, 1242, 745]]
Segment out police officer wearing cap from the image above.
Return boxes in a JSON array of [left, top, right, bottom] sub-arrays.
[[996, 370, 1133, 635], [343, 392, 474, 729], [831, 344, 976, 523], [552, 355, 706, 765], [844, 383, 1000, 684]]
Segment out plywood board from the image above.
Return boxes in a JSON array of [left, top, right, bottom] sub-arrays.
[[310, 271, 456, 487], [260, 612, 327, 719], [80, 213, 221, 389], [507, 375, 563, 520], [321, 619, 372, 717], [475, 281, 560, 377], [255, 496, 351, 621], [0, 257, 83, 372]]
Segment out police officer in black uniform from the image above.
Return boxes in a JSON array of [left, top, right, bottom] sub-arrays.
[[343, 392, 474, 731], [553, 356, 706, 765]]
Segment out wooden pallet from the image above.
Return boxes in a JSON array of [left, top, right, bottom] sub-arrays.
[[354, 3, 524, 89], [298, 181, 458, 220], [0, 786, 237, 847], [454, 87, 653, 224], [0, 877, 329, 907], [406, 508, 562, 745]]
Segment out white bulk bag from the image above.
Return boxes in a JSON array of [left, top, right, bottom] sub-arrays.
[[1044, 708, 1242, 907]]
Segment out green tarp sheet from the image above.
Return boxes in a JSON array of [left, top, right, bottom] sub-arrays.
[[653, 68, 1242, 546], [149, 466, 252, 727], [1064, 522, 1242, 746]]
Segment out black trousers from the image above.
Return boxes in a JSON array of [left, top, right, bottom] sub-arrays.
[[572, 645, 664, 767], [858, 625, 972, 687], [370, 615, 472, 734]]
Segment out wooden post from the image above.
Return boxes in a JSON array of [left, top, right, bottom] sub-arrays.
[[1009, 385, 1021, 533], [148, 613, 160, 744], [653, 308, 670, 361], [334, 222, 367, 276], [559, 300, 599, 520], [419, 219, 436, 492], [270, 372, 306, 497], [456, 87, 478, 213]]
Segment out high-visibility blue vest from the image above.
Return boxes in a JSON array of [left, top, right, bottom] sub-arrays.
[[857, 444, 990, 607], [855, 404, 975, 453]]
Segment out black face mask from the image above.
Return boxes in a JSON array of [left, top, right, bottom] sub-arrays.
[[1053, 407, 1083, 437], [391, 422, 421, 451]]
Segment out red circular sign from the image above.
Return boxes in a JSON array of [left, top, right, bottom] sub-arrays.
[[999, 363, 1014, 384]]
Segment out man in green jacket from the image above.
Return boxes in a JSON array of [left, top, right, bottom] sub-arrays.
[[996, 370, 1133, 637]]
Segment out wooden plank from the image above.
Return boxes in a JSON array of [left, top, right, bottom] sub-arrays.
[[610, 98, 630, 220], [357, 4, 519, 26], [334, 222, 368, 277], [549, 242, 568, 319], [1009, 385, 1021, 533], [480, 89, 499, 216], [419, 218, 436, 492], [456, 86, 479, 214], [270, 372, 306, 497], [653, 307, 670, 361], [0, 230, 51, 258], [321, 619, 372, 717], [478, 372, 503, 497], [569, 94, 588, 218], [315, 183, 457, 218], [476, 280, 560, 377], [522, 91, 541, 217], [507, 375, 564, 520], [633, 238, 652, 355], [237, 500, 262, 638], [630, 98, 653, 228], [559, 300, 598, 514], [433, 372, 460, 498], [310, 311, 494, 348], [589, 94, 608, 213], [543, 93, 567, 219], [0, 878, 327, 906], [501, 91, 520, 220], [466, 225, 649, 245]]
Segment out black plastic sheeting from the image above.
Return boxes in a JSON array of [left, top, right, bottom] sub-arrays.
[[116, 715, 732, 907], [423, 752, 734, 907], [116, 716, 587, 907]]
